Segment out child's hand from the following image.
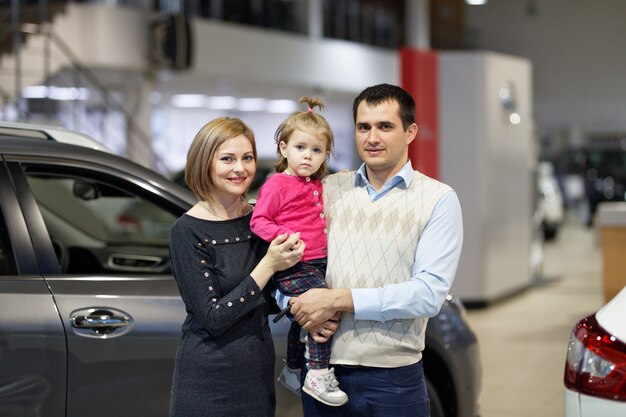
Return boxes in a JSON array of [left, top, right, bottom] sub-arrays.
[[288, 234, 304, 252], [266, 232, 305, 272]]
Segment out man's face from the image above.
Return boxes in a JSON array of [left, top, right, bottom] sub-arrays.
[[354, 99, 417, 181]]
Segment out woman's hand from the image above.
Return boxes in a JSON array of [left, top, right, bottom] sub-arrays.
[[266, 232, 305, 272], [250, 233, 304, 289]]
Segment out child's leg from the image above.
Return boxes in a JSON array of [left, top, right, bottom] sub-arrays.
[[279, 322, 305, 397], [302, 334, 348, 406], [306, 334, 332, 370], [276, 260, 346, 406], [274, 259, 329, 369], [287, 321, 306, 369]]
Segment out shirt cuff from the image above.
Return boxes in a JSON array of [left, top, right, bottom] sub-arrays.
[[351, 287, 384, 321], [273, 290, 290, 310]]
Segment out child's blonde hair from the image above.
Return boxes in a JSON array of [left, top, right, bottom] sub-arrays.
[[274, 96, 334, 179]]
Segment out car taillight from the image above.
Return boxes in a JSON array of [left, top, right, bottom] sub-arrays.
[[564, 314, 626, 402]]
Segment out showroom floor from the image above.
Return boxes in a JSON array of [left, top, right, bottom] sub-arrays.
[[465, 212, 605, 417]]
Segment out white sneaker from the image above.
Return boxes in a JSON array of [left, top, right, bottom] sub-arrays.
[[302, 368, 348, 407], [277, 365, 302, 397]]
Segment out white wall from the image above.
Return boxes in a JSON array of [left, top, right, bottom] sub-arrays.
[[189, 19, 399, 94], [466, 0, 626, 139], [54, 3, 149, 71], [44, 4, 399, 94]]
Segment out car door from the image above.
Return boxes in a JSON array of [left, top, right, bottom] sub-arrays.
[[0, 159, 66, 417], [6, 157, 188, 417]]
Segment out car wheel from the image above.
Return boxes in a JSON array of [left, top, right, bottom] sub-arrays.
[[427, 378, 445, 417]]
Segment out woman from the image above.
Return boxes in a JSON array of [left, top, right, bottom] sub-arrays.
[[168, 117, 305, 417]]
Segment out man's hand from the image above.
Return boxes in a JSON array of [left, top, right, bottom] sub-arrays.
[[309, 313, 341, 343], [290, 288, 353, 330]]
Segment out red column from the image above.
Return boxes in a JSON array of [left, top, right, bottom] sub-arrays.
[[399, 47, 439, 179]]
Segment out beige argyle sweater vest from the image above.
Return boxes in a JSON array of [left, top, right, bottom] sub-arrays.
[[323, 170, 452, 367]]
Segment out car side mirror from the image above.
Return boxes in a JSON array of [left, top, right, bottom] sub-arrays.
[[73, 181, 100, 200]]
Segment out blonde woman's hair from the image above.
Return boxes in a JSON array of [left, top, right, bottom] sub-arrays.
[[185, 117, 257, 203], [274, 96, 334, 179]]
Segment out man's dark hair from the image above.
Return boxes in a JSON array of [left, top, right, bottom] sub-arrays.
[[352, 83, 416, 130]]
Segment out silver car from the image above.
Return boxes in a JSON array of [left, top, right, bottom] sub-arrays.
[[0, 123, 480, 417]]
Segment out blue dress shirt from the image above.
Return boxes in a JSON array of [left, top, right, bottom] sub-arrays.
[[351, 161, 463, 321]]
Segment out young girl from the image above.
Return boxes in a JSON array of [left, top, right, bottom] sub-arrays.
[[250, 97, 348, 407]]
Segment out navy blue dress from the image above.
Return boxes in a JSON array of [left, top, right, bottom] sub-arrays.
[[169, 213, 276, 417]]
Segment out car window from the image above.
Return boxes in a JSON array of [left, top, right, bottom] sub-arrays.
[[0, 209, 17, 275], [24, 171, 178, 275]]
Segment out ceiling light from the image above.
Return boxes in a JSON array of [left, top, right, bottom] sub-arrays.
[[170, 94, 205, 108], [23, 85, 90, 101], [237, 98, 267, 112], [206, 96, 237, 110], [22, 85, 49, 99], [267, 99, 298, 114]]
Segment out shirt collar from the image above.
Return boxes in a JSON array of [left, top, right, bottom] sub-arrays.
[[355, 160, 414, 189]]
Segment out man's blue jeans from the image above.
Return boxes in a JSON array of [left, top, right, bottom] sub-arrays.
[[301, 361, 430, 417]]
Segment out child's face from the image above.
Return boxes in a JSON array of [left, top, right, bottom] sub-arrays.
[[279, 129, 328, 177]]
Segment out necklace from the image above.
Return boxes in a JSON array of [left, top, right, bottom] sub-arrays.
[[201, 201, 245, 220]]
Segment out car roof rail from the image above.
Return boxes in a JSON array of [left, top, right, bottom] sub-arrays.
[[0, 121, 113, 154]]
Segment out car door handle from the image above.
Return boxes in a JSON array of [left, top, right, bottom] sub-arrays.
[[107, 254, 167, 272], [70, 308, 133, 338], [72, 314, 130, 329]]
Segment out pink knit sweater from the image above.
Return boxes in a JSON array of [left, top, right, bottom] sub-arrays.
[[250, 173, 327, 261]]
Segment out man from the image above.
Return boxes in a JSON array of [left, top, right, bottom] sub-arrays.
[[289, 83, 463, 416]]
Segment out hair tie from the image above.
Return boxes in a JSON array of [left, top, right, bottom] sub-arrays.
[[307, 107, 313, 113]]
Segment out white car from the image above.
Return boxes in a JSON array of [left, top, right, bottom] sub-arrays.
[[537, 161, 564, 240], [564, 286, 626, 416]]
